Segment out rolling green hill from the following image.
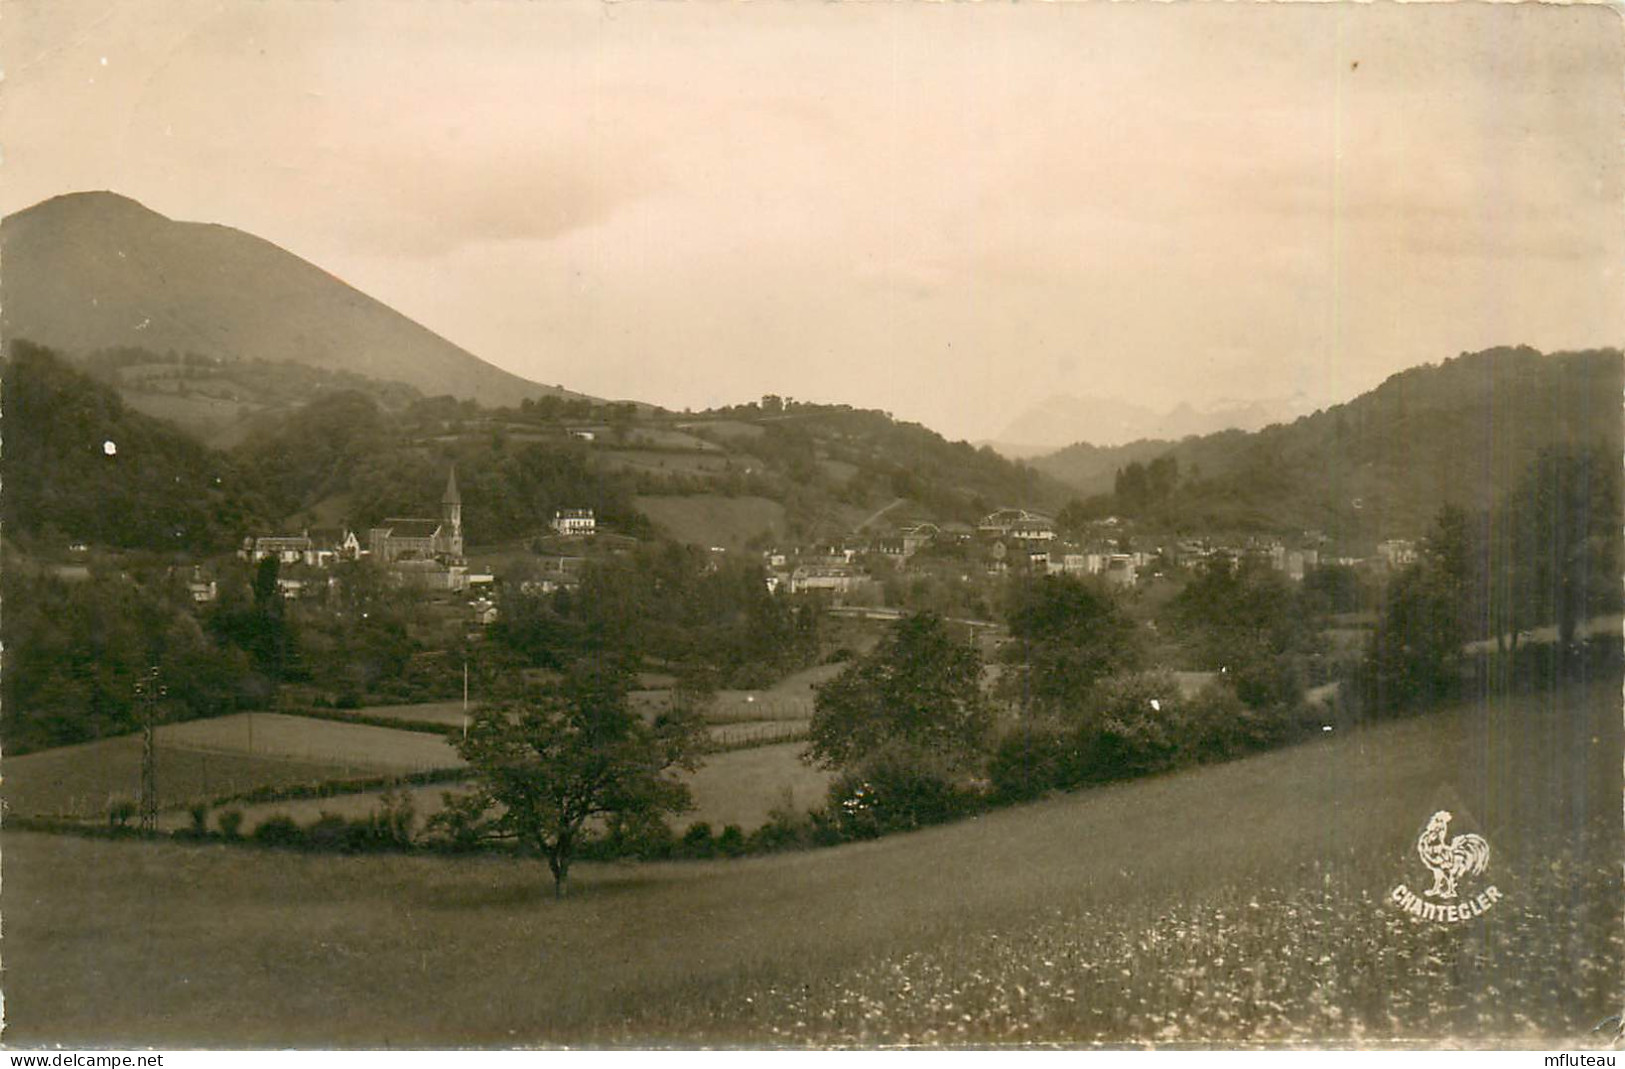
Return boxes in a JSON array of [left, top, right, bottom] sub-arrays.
[[1035, 347, 1623, 541]]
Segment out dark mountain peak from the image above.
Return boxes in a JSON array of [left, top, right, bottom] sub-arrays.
[[1, 190, 591, 410], [13, 189, 165, 219]]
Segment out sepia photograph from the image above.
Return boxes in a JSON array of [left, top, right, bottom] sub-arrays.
[[0, 0, 1620, 1051]]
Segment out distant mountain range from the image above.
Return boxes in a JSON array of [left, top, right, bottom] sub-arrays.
[[984, 391, 1317, 455], [0, 191, 587, 409]]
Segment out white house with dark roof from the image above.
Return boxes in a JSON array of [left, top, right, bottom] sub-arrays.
[[551, 508, 596, 536], [978, 508, 1055, 541]]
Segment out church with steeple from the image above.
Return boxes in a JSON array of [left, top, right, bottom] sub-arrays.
[[368, 466, 465, 565]]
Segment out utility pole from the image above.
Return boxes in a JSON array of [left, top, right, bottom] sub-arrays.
[[134, 662, 165, 833]]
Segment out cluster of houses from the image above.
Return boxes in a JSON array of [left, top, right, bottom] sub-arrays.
[[241, 468, 472, 593], [217, 476, 1424, 621], [227, 464, 613, 629], [756, 508, 1361, 604]]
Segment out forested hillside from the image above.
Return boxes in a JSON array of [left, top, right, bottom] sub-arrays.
[[3, 342, 269, 552], [6, 337, 1065, 558], [232, 389, 649, 545], [681, 400, 1070, 534], [1036, 347, 1622, 540]]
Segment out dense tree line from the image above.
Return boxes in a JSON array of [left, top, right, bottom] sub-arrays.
[[4, 342, 269, 552], [2, 563, 248, 753], [807, 585, 1312, 836], [488, 545, 820, 689], [3, 550, 463, 752], [1360, 445, 1622, 715], [234, 390, 649, 544]]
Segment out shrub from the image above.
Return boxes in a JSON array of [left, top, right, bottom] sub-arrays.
[[304, 812, 352, 852], [1181, 682, 1292, 763], [625, 817, 676, 860], [989, 722, 1087, 802], [423, 790, 492, 853], [724, 661, 779, 691], [681, 821, 716, 858], [369, 785, 417, 848], [1230, 655, 1303, 714], [1078, 672, 1185, 782], [183, 803, 211, 839], [217, 808, 245, 840], [825, 748, 980, 840], [749, 790, 816, 853], [252, 814, 304, 849], [717, 824, 747, 858], [582, 809, 676, 861]]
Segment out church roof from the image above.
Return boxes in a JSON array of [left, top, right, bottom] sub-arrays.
[[377, 518, 442, 540], [306, 527, 351, 546]]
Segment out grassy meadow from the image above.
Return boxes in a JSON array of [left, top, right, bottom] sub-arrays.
[[148, 739, 831, 837], [4, 681, 1618, 1047], [8, 667, 835, 829], [3, 736, 361, 821], [632, 494, 790, 551], [4, 713, 464, 821], [156, 713, 464, 770]]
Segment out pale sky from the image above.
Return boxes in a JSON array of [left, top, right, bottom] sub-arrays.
[[3, 1, 1620, 441]]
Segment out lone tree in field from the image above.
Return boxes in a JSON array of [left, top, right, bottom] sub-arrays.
[[808, 611, 990, 771], [455, 660, 703, 897]]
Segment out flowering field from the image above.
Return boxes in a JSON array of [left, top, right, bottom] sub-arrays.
[[714, 845, 1620, 1047]]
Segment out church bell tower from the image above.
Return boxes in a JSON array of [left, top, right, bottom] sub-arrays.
[[441, 465, 464, 559]]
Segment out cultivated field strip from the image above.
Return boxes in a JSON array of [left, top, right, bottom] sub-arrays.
[[149, 740, 833, 836], [157, 713, 465, 771], [3, 737, 372, 820]]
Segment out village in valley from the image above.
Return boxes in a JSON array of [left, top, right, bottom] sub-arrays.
[[226, 428, 1416, 636], [2, 0, 1622, 1052], [4, 224, 1619, 1052]]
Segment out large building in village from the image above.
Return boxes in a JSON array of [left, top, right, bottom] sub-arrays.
[[369, 467, 465, 564], [243, 467, 469, 593]]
